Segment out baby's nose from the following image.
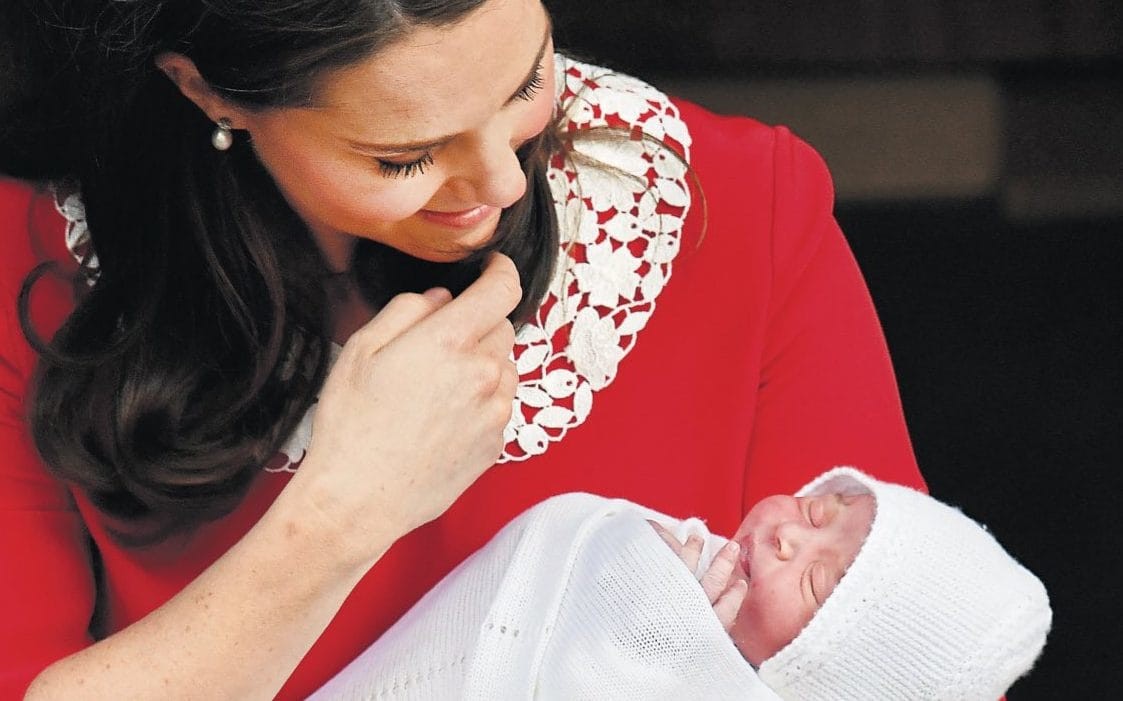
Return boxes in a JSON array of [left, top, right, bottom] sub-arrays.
[[775, 520, 811, 560]]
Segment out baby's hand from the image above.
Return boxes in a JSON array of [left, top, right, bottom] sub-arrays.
[[649, 521, 747, 633]]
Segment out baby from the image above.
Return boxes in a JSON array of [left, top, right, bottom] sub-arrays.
[[650, 466, 1052, 699], [310, 467, 1051, 700]]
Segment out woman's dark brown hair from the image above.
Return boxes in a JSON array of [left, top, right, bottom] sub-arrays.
[[0, 0, 561, 540]]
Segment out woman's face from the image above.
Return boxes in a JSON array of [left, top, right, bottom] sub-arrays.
[[239, 0, 555, 270], [727, 492, 875, 666]]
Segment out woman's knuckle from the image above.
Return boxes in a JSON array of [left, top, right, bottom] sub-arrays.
[[486, 430, 506, 462], [487, 392, 515, 427], [470, 360, 501, 396], [498, 268, 522, 304], [500, 320, 516, 347], [500, 358, 518, 385]]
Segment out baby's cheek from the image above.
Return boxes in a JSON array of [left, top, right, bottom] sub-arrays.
[[728, 599, 770, 666], [730, 630, 761, 666]]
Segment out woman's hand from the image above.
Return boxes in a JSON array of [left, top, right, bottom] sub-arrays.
[[288, 253, 523, 567], [650, 521, 747, 632]]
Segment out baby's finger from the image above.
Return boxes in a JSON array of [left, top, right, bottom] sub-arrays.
[[679, 534, 703, 574], [712, 579, 748, 632], [648, 520, 684, 557], [700, 540, 740, 604]]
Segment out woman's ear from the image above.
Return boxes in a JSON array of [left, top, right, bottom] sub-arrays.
[[155, 52, 246, 128]]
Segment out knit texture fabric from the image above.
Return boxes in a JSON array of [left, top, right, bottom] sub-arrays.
[[308, 493, 777, 700], [757, 467, 1052, 700]]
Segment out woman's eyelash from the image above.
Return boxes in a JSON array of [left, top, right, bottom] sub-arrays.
[[374, 66, 543, 178], [378, 152, 434, 178], [514, 64, 545, 102]]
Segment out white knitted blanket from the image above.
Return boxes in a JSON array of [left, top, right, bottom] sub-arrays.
[[309, 493, 778, 700]]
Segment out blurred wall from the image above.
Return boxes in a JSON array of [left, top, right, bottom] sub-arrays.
[[550, 0, 1123, 219]]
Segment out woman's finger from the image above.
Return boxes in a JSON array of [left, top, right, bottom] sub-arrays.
[[351, 287, 452, 353], [427, 253, 522, 343]]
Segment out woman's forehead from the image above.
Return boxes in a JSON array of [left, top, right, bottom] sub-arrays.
[[310, 0, 550, 141]]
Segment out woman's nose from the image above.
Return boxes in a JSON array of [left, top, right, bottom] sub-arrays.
[[449, 131, 528, 209]]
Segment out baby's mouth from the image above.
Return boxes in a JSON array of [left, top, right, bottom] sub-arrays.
[[738, 537, 753, 581]]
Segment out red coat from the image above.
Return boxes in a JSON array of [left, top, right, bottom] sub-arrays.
[[0, 97, 922, 698]]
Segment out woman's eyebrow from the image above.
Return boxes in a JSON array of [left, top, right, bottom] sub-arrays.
[[348, 19, 553, 156]]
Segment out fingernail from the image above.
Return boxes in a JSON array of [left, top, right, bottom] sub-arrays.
[[725, 540, 740, 554], [422, 287, 451, 302]]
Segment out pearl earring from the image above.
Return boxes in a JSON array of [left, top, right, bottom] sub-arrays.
[[211, 118, 234, 151]]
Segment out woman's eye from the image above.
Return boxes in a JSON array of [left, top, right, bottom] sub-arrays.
[[514, 64, 545, 102], [377, 152, 434, 178]]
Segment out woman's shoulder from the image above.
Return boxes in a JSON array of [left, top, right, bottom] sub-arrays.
[[555, 56, 692, 148], [672, 98, 834, 198]]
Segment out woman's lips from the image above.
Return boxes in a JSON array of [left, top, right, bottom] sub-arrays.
[[418, 204, 499, 229]]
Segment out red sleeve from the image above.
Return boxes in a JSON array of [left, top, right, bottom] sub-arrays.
[[0, 179, 96, 698], [741, 128, 925, 508]]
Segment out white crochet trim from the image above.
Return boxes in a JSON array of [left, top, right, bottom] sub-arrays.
[[497, 57, 692, 462], [55, 189, 100, 281], [59, 56, 693, 471]]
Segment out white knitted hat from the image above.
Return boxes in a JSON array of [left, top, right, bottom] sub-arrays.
[[757, 467, 1051, 700]]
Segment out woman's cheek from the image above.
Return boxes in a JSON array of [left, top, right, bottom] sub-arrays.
[[310, 163, 442, 227], [518, 63, 557, 142], [354, 178, 441, 223]]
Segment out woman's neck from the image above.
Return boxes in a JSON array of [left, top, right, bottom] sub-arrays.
[[326, 275, 377, 345]]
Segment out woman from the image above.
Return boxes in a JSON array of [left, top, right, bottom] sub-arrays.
[[0, 0, 922, 698]]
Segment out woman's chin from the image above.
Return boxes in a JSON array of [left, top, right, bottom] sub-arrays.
[[400, 243, 484, 264], [408, 229, 502, 263]]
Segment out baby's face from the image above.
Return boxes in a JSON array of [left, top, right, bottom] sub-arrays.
[[726, 492, 875, 666]]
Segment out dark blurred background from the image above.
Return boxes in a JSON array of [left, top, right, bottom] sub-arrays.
[[544, 1, 1122, 698]]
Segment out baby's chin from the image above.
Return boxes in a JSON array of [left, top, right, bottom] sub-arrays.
[[730, 618, 772, 668], [729, 612, 791, 668]]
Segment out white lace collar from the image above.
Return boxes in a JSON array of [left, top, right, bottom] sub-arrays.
[[57, 56, 693, 469], [497, 57, 693, 462]]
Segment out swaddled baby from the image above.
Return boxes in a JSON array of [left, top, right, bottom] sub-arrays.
[[311, 467, 1051, 700], [651, 466, 1052, 699]]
